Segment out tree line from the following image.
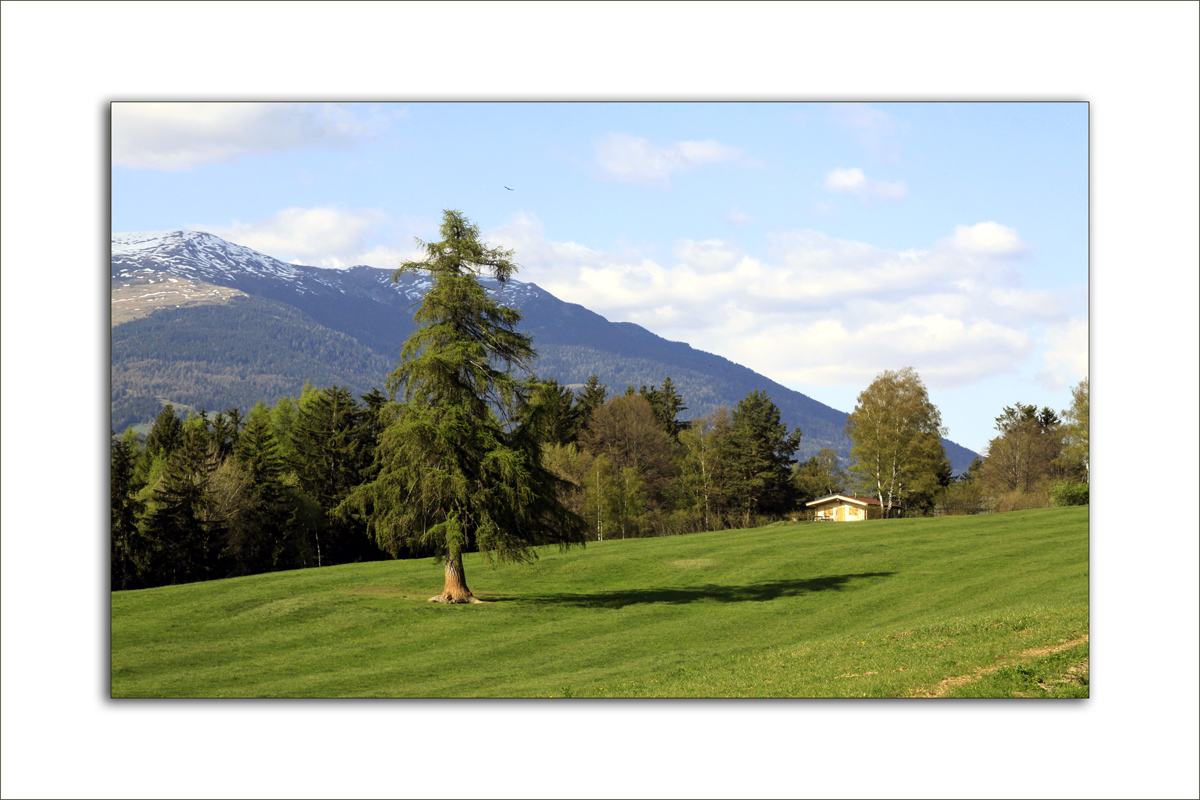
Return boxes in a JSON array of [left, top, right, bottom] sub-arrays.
[[111, 209, 1089, 594], [110, 349, 1088, 592]]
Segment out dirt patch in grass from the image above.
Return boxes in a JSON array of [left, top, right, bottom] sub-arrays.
[[910, 634, 1089, 698]]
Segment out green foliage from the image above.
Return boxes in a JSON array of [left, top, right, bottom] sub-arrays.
[[141, 419, 224, 585], [793, 447, 848, 505], [979, 400, 1070, 502], [639, 376, 688, 439], [342, 210, 585, 589], [1049, 480, 1089, 507], [847, 367, 946, 515], [723, 390, 802, 520], [111, 507, 1089, 698], [1060, 377, 1089, 483], [144, 403, 183, 461], [520, 377, 585, 446], [111, 429, 147, 591]]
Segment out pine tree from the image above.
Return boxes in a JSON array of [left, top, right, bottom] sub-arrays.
[[341, 210, 585, 603]]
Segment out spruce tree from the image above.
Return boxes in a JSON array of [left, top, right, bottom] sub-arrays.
[[722, 390, 802, 523], [111, 429, 146, 590], [577, 375, 608, 415], [222, 403, 308, 574], [341, 210, 585, 603], [521, 378, 584, 446], [142, 420, 222, 585], [145, 403, 183, 461], [639, 377, 688, 440], [291, 385, 374, 565]]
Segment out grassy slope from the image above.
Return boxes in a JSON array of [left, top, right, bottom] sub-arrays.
[[111, 507, 1088, 698]]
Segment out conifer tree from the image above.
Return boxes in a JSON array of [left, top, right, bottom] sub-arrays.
[[521, 377, 584, 446], [640, 377, 688, 440], [142, 419, 222, 585], [145, 403, 183, 461], [341, 210, 585, 603], [722, 390, 802, 523], [111, 429, 146, 590], [221, 403, 309, 574], [575, 375, 608, 427], [291, 385, 373, 564]]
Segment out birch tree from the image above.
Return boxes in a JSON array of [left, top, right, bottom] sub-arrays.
[[846, 367, 946, 516]]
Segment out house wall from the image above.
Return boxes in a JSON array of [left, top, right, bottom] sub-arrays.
[[812, 501, 869, 521]]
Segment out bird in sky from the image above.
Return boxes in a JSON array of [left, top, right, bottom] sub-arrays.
[[504, 186, 513, 191]]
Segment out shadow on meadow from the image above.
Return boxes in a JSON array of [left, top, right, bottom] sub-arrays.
[[513, 572, 897, 609]]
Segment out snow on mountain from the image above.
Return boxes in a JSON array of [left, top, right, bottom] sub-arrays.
[[111, 230, 539, 307]]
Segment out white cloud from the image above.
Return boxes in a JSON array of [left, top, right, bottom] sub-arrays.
[[485, 214, 1071, 394], [113, 103, 383, 170], [593, 133, 745, 185], [823, 167, 907, 201], [196, 207, 423, 269], [949, 222, 1027, 256], [1036, 318, 1089, 390], [188, 208, 1067, 397]]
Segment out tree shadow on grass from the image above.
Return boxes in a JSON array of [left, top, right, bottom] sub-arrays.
[[516, 572, 897, 609]]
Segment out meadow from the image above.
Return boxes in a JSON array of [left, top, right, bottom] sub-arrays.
[[110, 507, 1088, 698]]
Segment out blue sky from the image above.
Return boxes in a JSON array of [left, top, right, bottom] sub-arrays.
[[114, 101, 1088, 453]]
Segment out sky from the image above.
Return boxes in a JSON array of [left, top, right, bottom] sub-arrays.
[[4, 3, 1198, 800], [112, 101, 1089, 454]]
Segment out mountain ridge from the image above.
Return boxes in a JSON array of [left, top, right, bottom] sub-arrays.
[[110, 230, 978, 473]]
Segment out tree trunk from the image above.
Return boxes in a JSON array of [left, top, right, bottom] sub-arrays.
[[428, 551, 483, 604]]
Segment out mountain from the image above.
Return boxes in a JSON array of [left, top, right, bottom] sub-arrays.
[[110, 230, 979, 473]]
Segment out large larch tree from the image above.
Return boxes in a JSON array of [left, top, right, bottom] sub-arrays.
[[340, 210, 585, 603]]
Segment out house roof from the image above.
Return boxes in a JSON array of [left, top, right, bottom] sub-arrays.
[[805, 494, 888, 508]]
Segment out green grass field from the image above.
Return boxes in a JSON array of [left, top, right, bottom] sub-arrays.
[[110, 507, 1088, 698]]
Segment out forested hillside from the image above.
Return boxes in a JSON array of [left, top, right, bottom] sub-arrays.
[[111, 296, 396, 428], [110, 230, 978, 471]]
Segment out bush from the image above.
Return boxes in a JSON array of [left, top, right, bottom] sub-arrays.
[[1049, 480, 1089, 507], [992, 488, 1051, 513]]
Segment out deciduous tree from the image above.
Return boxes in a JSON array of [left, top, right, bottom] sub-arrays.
[[579, 393, 676, 507], [846, 367, 946, 516], [1060, 377, 1089, 483], [793, 447, 848, 505], [980, 402, 1065, 494]]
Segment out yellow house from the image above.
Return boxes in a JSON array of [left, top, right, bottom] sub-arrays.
[[805, 494, 889, 522]]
